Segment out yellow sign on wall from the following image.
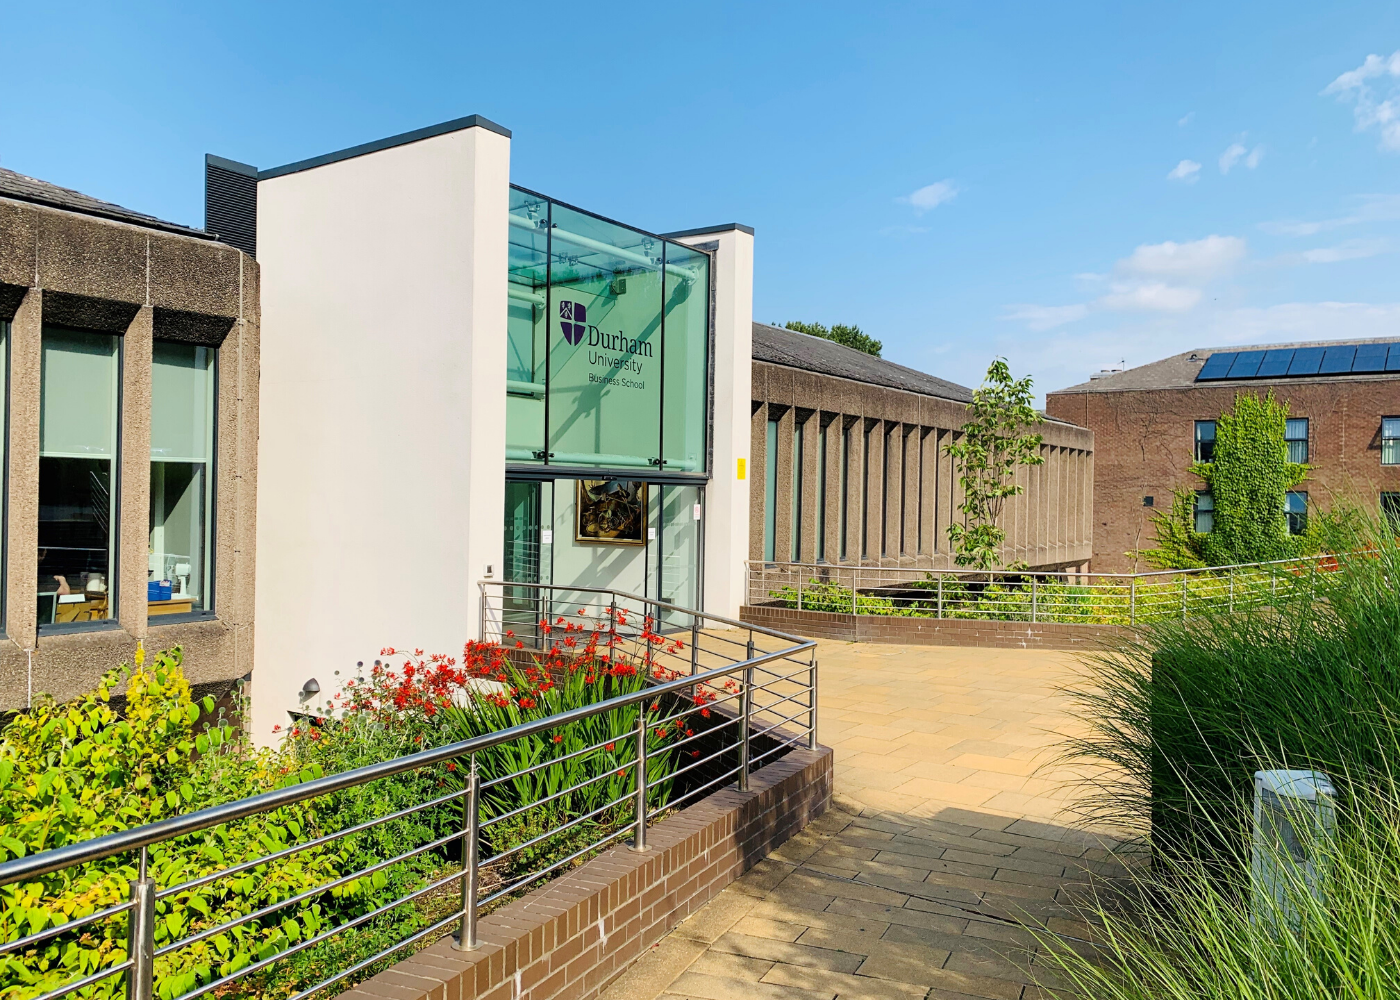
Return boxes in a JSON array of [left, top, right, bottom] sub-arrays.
[[737, 458, 746, 480]]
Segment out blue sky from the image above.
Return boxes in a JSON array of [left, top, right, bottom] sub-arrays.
[[3, 1, 1399, 402]]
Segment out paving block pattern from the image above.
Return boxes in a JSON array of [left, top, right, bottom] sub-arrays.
[[600, 639, 1135, 1000]]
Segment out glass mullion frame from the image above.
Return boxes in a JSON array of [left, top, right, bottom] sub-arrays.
[[149, 341, 216, 616], [38, 326, 120, 628]]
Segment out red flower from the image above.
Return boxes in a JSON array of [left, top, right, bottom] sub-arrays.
[[605, 742, 616, 752], [447, 762, 458, 771], [552, 734, 563, 743]]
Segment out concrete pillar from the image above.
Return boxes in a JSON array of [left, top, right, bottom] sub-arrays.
[[798, 410, 820, 564], [675, 226, 753, 620], [749, 403, 768, 564], [118, 308, 152, 638], [6, 288, 41, 654]]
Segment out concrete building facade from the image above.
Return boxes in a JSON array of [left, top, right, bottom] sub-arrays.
[[751, 323, 1095, 573], [0, 168, 259, 709], [1047, 339, 1400, 573]]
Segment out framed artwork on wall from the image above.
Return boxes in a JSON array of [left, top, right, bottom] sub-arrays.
[[576, 480, 647, 545]]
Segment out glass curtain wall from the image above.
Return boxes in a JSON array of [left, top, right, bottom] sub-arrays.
[[149, 342, 215, 615], [39, 327, 119, 626], [506, 189, 549, 463], [505, 186, 711, 476]]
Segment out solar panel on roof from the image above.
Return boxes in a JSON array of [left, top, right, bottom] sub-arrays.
[[1288, 347, 1324, 375], [1257, 349, 1295, 378], [1353, 344, 1389, 373], [1196, 353, 1237, 380], [1320, 345, 1357, 373], [1228, 350, 1266, 378], [1388, 344, 1400, 372]]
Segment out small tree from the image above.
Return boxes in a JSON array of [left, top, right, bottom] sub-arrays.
[[945, 359, 1044, 569], [782, 320, 883, 357], [1141, 391, 1308, 569]]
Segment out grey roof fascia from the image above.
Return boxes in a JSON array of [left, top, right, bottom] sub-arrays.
[[663, 223, 755, 238], [258, 115, 512, 180]]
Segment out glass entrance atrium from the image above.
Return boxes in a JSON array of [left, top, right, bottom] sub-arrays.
[[504, 186, 712, 616]]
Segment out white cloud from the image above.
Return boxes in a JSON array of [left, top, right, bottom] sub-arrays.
[[1167, 159, 1201, 183], [1323, 50, 1400, 150], [1290, 238, 1390, 264], [1002, 303, 1089, 331], [1261, 193, 1400, 236], [1203, 300, 1400, 343], [1117, 235, 1247, 281], [1099, 282, 1202, 311], [1219, 142, 1265, 174], [898, 180, 958, 213], [1178, 112, 1195, 127]]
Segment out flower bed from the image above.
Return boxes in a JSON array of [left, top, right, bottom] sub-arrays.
[[0, 610, 748, 1000]]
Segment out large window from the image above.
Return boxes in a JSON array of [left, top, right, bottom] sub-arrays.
[[38, 327, 119, 627], [861, 423, 871, 558], [150, 342, 215, 616], [1194, 490, 1214, 533], [816, 423, 827, 563], [1382, 417, 1400, 466], [763, 418, 778, 562], [1382, 493, 1400, 535], [839, 424, 849, 561], [791, 420, 803, 562], [1285, 418, 1309, 464], [506, 187, 710, 476], [1285, 491, 1308, 536], [1194, 420, 1216, 462]]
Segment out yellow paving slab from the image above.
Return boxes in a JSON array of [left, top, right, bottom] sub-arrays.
[[601, 638, 1133, 1000]]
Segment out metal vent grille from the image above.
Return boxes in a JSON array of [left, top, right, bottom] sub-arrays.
[[205, 156, 257, 258]]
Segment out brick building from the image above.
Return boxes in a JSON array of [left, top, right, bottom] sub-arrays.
[[1046, 339, 1400, 573], [752, 323, 1095, 572]]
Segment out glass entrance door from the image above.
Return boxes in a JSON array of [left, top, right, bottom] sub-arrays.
[[653, 484, 703, 630], [503, 480, 543, 640]]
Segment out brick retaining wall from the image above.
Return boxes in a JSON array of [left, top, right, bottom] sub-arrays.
[[741, 604, 1131, 650], [335, 744, 832, 1000]]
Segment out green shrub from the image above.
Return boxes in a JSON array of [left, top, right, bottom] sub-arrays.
[[0, 647, 351, 1000]]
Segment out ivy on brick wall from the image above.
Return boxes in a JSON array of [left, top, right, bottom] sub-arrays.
[[1142, 391, 1308, 569]]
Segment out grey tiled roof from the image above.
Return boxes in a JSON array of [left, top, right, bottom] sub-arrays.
[[1052, 336, 1400, 393], [752, 322, 975, 403], [0, 166, 212, 239]]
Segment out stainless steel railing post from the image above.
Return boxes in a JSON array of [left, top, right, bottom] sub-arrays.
[[690, 618, 700, 676], [738, 653, 754, 792], [453, 756, 479, 951], [1031, 577, 1037, 623], [808, 652, 819, 750], [128, 847, 155, 1000], [632, 714, 649, 852], [937, 573, 944, 618]]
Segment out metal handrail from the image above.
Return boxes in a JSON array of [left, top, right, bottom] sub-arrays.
[[746, 553, 1337, 625], [746, 552, 1335, 581], [2, 581, 817, 1000]]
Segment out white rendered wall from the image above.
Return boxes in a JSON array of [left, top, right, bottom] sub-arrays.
[[677, 230, 753, 620], [253, 126, 510, 738]]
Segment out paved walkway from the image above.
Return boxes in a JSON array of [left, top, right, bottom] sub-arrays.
[[601, 640, 1129, 1000]]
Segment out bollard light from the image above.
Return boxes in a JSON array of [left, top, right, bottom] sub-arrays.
[[1251, 769, 1335, 933]]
